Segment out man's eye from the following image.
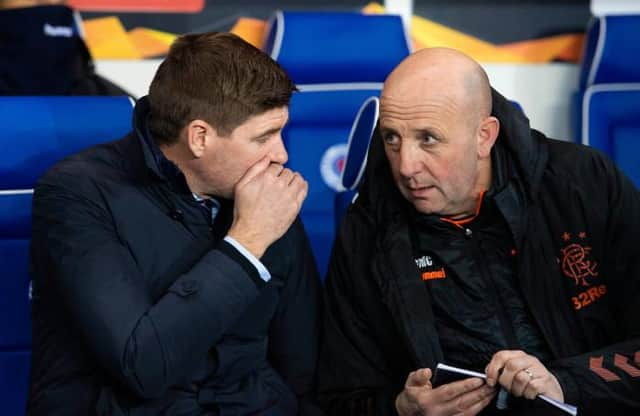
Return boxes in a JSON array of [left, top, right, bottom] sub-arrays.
[[383, 133, 399, 144], [256, 135, 270, 143], [422, 135, 437, 144]]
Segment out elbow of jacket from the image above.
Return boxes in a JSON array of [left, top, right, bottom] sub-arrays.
[[121, 339, 172, 399], [134, 384, 170, 400], [122, 371, 171, 400]]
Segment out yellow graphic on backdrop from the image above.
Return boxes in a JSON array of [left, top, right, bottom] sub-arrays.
[[82, 2, 583, 62]]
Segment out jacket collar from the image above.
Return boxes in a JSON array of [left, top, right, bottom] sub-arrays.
[[133, 96, 192, 194], [489, 88, 548, 201]]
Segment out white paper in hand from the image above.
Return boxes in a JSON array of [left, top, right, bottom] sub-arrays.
[[433, 363, 578, 415]]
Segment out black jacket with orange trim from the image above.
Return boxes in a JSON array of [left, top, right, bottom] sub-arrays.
[[317, 89, 640, 415]]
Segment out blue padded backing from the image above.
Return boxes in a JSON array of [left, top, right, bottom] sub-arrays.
[[286, 125, 348, 206], [0, 193, 32, 238], [0, 96, 133, 189], [265, 11, 410, 276], [288, 89, 382, 124], [285, 90, 381, 208], [580, 15, 640, 88], [265, 11, 410, 84], [0, 350, 31, 416], [584, 87, 640, 188], [341, 97, 378, 190], [286, 123, 347, 277], [579, 17, 601, 90], [285, 89, 381, 277], [510, 100, 524, 114], [571, 90, 585, 143], [0, 188, 33, 353], [0, 97, 134, 415], [0, 239, 31, 348], [613, 126, 640, 188], [585, 87, 640, 151]]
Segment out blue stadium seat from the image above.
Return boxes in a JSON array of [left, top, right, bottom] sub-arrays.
[[575, 15, 640, 187], [582, 87, 640, 187], [578, 15, 640, 89], [263, 11, 410, 277], [334, 96, 379, 230], [0, 96, 133, 416]]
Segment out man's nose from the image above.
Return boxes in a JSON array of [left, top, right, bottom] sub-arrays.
[[398, 142, 420, 179], [270, 135, 288, 165]]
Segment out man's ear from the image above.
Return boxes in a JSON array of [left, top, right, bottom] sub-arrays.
[[477, 116, 500, 159], [186, 119, 215, 158]]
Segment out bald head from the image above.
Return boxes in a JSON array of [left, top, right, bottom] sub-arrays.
[[378, 47, 500, 218], [382, 48, 492, 125]]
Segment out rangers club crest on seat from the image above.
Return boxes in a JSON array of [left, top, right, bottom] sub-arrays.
[[320, 143, 347, 192]]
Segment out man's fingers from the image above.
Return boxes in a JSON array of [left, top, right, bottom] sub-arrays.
[[294, 178, 308, 206], [286, 169, 302, 186], [236, 156, 271, 188], [510, 369, 534, 396], [277, 167, 294, 183], [435, 377, 484, 402], [438, 382, 494, 416], [278, 170, 307, 208], [456, 385, 495, 409], [398, 371, 495, 416], [484, 351, 564, 402], [405, 368, 432, 387], [266, 162, 284, 178], [522, 378, 545, 400], [485, 350, 526, 386], [458, 388, 496, 416], [497, 355, 531, 391]]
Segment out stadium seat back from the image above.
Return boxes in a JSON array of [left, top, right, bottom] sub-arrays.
[[263, 11, 410, 276], [0, 95, 133, 415]]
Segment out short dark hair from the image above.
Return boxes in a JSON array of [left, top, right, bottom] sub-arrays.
[[148, 32, 297, 145]]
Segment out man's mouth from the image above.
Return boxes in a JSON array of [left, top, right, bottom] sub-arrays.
[[407, 185, 434, 198]]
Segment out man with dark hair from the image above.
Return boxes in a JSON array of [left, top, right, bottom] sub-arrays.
[[318, 47, 640, 415], [28, 32, 322, 415], [0, 0, 130, 96]]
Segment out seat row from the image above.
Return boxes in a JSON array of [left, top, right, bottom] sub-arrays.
[[1, 11, 638, 415]]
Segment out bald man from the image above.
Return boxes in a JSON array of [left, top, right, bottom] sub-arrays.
[[317, 48, 640, 415]]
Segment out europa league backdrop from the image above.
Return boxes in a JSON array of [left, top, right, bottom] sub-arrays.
[[71, 0, 591, 63]]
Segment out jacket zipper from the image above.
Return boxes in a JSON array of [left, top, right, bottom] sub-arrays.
[[464, 226, 521, 350]]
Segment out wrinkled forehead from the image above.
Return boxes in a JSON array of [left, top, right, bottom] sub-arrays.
[[379, 88, 462, 129]]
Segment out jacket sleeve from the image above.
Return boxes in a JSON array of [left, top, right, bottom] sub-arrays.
[[549, 154, 640, 415], [266, 218, 324, 416], [31, 174, 266, 399], [316, 209, 406, 416]]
